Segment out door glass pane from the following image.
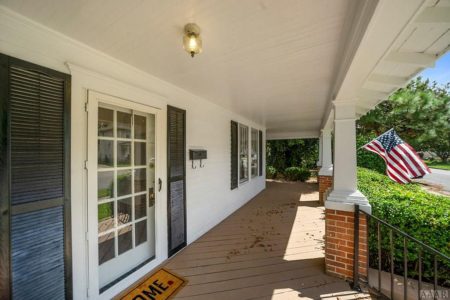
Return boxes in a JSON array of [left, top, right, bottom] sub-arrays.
[[117, 111, 131, 138], [98, 108, 114, 137], [98, 233, 115, 265], [98, 171, 114, 200], [117, 170, 132, 197], [135, 219, 147, 246], [117, 141, 131, 166], [134, 142, 146, 166], [98, 140, 113, 168], [118, 225, 133, 255], [134, 168, 146, 193], [117, 198, 132, 225], [96, 105, 155, 289], [98, 201, 115, 232], [134, 115, 146, 139], [134, 194, 147, 220]]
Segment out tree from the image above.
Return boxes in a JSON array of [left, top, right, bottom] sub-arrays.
[[357, 77, 450, 162], [266, 139, 318, 172]]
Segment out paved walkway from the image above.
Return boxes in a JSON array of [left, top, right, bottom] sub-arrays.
[[421, 168, 450, 192], [164, 180, 370, 300]]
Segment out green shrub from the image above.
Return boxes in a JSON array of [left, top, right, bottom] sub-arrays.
[[356, 134, 386, 174], [266, 166, 277, 179], [284, 167, 311, 182], [358, 167, 450, 286]]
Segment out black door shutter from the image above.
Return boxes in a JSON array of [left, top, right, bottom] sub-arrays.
[[167, 105, 187, 257], [259, 130, 263, 176], [230, 121, 238, 189], [0, 54, 71, 299]]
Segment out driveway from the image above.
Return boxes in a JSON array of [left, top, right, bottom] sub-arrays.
[[419, 168, 450, 193]]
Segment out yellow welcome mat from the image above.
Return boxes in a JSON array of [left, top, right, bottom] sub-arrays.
[[116, 268, 187, 300]]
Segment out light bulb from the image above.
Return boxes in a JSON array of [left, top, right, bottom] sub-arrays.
[[188, 36, 198, 51], [183, 23, 202, 57]]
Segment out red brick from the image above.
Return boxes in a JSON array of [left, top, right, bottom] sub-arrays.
[[328, 215, 346, 221], [328, 260, 346, 269], [336, 245, 354, 253], [336, 256, 353, 265], [337, 211, 354, 217], [326, 254, 335, 261], [328, 249, 346, 257], [325, 208, 368, 282], [326, 220, 336, 226]]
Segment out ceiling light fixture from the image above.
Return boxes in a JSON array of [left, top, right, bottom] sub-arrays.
[[183, 23, 202, 58]]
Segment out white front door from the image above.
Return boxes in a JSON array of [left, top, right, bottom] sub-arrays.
[[87, 91, 161, 294]]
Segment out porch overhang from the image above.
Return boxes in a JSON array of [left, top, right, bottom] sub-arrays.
[[322, 0, 450, 128], [1, 1, 448, 135]]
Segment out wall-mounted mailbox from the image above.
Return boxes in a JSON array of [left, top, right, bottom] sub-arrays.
[[189, 149, 207, 168], [189, 149, 207, 160]]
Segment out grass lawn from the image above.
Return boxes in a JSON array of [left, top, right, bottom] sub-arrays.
[[424, 160, 450, 171]]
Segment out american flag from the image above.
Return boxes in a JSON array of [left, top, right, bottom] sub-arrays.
[[363, 129, 431, 184]]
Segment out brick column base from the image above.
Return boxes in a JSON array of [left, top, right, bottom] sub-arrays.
[[325, 209, 368, 282], [318, 175, 332, 205]]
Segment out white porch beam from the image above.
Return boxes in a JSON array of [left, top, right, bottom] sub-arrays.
[[358, 88, 389, 101], [367, 74, 407, 87], [266, 130, 319, 140], [356, 106, 367, 116], [385, 51, 436, 67], [415, 7, 450, 24], [325, 101, 371, 213], [357, 101, 377, 111]]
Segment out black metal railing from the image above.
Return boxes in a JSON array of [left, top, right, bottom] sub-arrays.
[[353, 204, 450, 300]]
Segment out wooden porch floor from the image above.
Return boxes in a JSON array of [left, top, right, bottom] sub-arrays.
[[164, 180, 370, 300]]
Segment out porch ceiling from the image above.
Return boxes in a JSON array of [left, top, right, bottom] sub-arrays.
[[0, 0, 358, 136]]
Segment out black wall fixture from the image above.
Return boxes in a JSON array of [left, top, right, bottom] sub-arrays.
[[0, 54, 71, 300], [189, 149, 207, 169]]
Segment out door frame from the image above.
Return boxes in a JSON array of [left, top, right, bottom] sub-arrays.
[[86, 90, 163, 298], [167, 105, 187, 257]]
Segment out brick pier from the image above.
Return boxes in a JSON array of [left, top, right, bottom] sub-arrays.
[[325, 209, 368, 281], [318, 175, 333, 205]]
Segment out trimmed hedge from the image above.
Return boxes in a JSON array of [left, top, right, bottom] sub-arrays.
[[358, 167, 450, 286], [266, 166, 277, 179], [284, 167, 311, 182]]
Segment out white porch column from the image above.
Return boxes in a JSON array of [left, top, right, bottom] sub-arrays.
[[316, 134, 323, 167], [325, 102, 371, 213], [318, 129, 333, 176]]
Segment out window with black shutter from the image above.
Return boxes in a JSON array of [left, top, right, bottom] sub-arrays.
[[0, 54, 71, 299], [230, 121, 238, 189]]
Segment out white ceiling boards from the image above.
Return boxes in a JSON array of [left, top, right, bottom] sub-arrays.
[[1, 0, 449, 138]]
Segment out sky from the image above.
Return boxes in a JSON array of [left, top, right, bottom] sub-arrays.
[[416, 51, 450, 87]]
